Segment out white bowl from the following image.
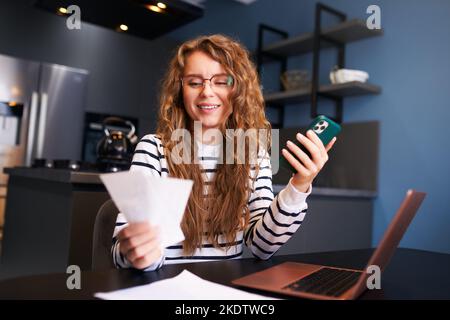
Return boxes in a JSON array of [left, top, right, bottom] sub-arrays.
[[330, 68, 369, 84]]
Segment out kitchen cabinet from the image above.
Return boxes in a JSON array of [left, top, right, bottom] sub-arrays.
[[0, 168, 109, 280], [243, 190, 374, 258]]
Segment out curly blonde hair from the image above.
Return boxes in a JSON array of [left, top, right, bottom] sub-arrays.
[[156, 34, 271, 254]]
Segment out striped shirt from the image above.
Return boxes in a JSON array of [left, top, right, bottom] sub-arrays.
[[112, 134, 311, 271]]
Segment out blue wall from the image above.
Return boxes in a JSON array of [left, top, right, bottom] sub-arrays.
[[166, 0, 450, 254]]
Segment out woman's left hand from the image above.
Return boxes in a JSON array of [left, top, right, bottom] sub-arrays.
[[282, 130, 337, 193]]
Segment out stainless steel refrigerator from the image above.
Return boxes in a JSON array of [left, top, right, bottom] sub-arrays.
[[0, 53, 88, 228]]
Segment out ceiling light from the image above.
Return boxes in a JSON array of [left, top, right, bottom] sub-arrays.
[[58, 7, 67, 14], [157, 2, 167, 9], [147, 5, 163, 13], [119, 24, 128, 31]]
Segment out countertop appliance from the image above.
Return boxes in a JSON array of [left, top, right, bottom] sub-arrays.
[[81, 112, 139, 172], [96, 116, 138, 172]]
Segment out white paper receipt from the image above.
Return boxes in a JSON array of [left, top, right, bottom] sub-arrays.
[[95, 270, 278, 300], [100, 170, 193, 248]]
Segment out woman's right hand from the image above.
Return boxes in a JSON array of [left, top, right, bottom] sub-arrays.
[[118, 222, 162, 270]]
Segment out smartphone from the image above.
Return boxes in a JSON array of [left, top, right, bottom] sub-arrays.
[[280, 115, 342, 172]]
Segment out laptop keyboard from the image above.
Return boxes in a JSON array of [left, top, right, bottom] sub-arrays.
[[283, 267, 362, 297]]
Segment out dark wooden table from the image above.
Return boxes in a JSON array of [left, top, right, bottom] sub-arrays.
[[0, 248, 449, 300]]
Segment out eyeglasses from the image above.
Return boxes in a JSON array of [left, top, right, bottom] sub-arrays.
[[181, 74, 234, 92]]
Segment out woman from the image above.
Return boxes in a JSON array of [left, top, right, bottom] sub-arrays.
[[112, 34, 336, 271]]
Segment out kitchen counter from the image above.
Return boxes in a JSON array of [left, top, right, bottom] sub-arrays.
[[1, 167, 111, 279], [1, 166, 376, 279], [4, 167, 377, 199], [273, 184, 377, 199], [3, 167, 103, 184]]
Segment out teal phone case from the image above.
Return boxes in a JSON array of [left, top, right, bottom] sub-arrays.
[[280, 115, 341, 173]]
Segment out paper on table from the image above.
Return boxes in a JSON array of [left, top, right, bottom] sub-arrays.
[[100, 170, 193, 248], [94, 270, 279, 300]]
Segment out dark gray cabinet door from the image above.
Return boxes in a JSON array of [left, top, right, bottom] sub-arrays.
[[242, 196, 373, 257]]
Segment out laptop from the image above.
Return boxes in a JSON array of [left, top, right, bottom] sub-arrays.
[[232, 189, 426, 300]]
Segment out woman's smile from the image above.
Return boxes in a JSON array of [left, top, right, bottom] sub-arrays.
[[196, 102, 221, 112]]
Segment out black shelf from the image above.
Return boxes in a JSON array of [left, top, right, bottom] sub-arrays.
[[265, 82, 381, 105], [256, 3, 383, 126], [261, 19, 383, 61]]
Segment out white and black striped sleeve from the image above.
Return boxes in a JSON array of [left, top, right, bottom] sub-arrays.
[[129, 134, 168, 177], [244, 153, 311, 260], [111, 134, 166, 271]]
